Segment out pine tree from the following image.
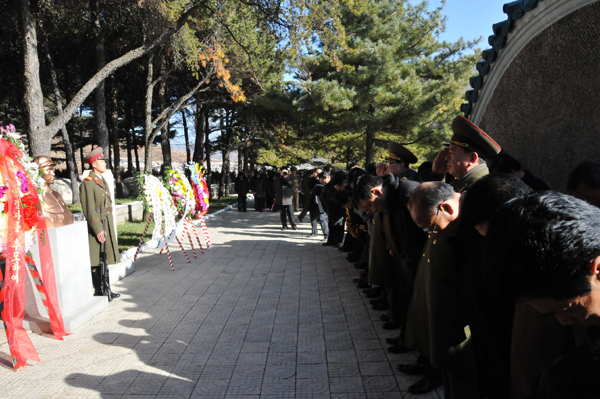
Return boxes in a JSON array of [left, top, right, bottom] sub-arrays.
[[295, 0, 481, 165]]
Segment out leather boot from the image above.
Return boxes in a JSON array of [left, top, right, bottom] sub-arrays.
[[91, 267, 103, 296]]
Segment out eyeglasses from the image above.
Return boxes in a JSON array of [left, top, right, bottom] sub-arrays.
[[423, 206, 440, 233]]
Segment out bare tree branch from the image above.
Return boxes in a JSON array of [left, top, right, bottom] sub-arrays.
[[149, 78, 212, 144], [45, 0, 207, 138]]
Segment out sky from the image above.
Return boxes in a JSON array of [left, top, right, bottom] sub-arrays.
[[432, 0, 510, 45]]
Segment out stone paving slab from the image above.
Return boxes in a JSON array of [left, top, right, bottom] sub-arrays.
[[0, 205, 443, 398]]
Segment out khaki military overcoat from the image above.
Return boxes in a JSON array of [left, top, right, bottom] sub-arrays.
[[404, 221, 471, 369], [80, 172, 120, 267]]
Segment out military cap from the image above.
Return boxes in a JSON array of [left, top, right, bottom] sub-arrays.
[[445, 116, 502, 157], [83, 147, 105, 165], [388, 142, 418, 165], [33, 155, 57, 169]]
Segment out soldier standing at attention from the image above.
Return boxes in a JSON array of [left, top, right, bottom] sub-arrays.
[[80, 147, 120, 300]]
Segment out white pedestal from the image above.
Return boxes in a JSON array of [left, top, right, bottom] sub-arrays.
[[25, 221, 108, 333]]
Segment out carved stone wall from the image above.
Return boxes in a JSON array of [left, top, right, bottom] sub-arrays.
[[477, 2, 600, 190]]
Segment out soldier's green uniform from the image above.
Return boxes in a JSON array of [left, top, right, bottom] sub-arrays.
[[79, 146, 120, 300], [405, 221, 477, 397], [367, 212, 394, 287], [80, 172, 120, 267], [401, 116, 500, 395], [450, 163, 489, 193]]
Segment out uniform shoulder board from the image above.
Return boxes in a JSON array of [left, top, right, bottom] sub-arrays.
[[84, 176, 94, 181]]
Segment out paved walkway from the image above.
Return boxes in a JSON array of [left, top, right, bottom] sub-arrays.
[[0, 205, 443, 398]]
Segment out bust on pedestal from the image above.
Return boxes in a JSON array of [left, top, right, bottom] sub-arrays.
[[24, 157, 108, 333], [33, 156, 74, 228]]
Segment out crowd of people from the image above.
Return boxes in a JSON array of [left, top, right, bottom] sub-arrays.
[[237, 115, 600, 399]]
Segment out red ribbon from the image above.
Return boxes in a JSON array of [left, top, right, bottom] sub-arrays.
[[0, 138, 66, 369]]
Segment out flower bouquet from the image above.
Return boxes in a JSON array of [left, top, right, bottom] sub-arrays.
[[185, 163, 212, 248], [140, 174, 177, 244], [185, 162, 210, 217], [164, 168, 196, 220]]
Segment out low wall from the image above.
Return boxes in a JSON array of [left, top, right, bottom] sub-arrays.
[[114, 201, 144, 225], [73, 201, 144, 226], [73, 183, 234, 226], [210, 183, 235, 198]]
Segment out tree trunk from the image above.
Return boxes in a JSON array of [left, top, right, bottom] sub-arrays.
[[160, 121, 172, 170], [68, 129, 79, 174], [79, 108, 85, 167], [365, 125, 376, 166], [158, 60, 171, 169], [126, 108, 134, 175], [204, 110, 211, 173], [125, 128, 133, 175], [143, 54, 154, 172], [109, 82, 123, 197], [237, 127, 244, 175], [345, 147, 352, 169], [219, 109, 234, 198], [91, 0, 110, 155], [223, 117, 232, 196], [18, 1, 203, 158], [249, 153, 255, 173], [181, 109, 191, 163], [40, 31, 80, 203], [193, 104, 206, 163], [217, 110, 224, 198], [144, 54, 205, 171], [15, 0, 48, 156], [134, 134, 140, 172], [242, 147, 248, 175]]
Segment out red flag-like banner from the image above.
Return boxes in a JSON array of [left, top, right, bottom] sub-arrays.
[[0, 138, 67, 368]]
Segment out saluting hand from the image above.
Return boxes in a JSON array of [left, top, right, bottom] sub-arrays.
[[432, 148, 450, 174], [96, 230, 106, 244], [376, 162, 387, 177]]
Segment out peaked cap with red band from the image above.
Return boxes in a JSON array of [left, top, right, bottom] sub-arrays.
[[444, 116, 502, 158], [84, 147, 105, 165]]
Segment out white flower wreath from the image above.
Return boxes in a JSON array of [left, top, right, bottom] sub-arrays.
[[142, 175, 177, 248]]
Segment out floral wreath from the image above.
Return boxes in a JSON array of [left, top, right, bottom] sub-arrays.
[[0, 125, 45, 254], [140, 174, 177, 244], [185, 162, 209, 216], [163, 168, 196, 219], [0, 124, 66, 369]]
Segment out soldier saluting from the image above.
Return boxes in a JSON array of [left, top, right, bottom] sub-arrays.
[[80, 147, 120, 300]]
